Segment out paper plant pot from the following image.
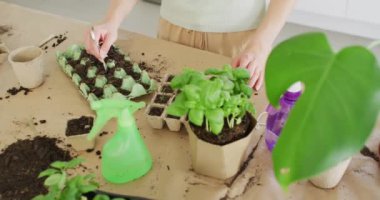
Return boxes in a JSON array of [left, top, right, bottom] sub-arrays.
[[185, 115, 258, 179], [309, 157, 351, 189], [66, 133, 96, 151], [0, 42, 9, 64], [145, 104, 165, 129], [8, 46, 44, 88], [163, 110, 183, 132]]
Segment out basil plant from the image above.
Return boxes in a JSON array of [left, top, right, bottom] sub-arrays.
[[167, 65, 256, 135]]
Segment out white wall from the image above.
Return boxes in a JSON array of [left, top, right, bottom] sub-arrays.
[[288, 0, 380, 39]]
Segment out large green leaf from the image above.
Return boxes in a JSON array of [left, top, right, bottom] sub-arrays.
[[265, 32, 380, 188]]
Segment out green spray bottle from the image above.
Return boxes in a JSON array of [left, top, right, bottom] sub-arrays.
[[87, 99, 152, 184]]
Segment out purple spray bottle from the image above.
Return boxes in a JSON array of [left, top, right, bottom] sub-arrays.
[[265, 82, 302, 151]]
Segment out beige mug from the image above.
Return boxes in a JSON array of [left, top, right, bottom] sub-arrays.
[[8, 46, 44, 88]]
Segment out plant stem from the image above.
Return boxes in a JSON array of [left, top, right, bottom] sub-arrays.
[[368, 40, 380, 49], [205, 119, 209, 132]]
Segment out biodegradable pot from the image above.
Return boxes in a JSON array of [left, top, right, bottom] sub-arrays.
[[185, 115, 258, 179], [8, 46, 44, 88], [66, 133, 96, 152], [145, 104, 165, 129], [164, 110, 183, 132], [309, 157, 351, 189], [0, 42, 9, 64]]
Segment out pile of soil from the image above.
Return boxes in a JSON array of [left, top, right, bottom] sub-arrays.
[[0, 136, 72, 200], [66, 46, 151, 99], [66, 116, 94, 136], [190, 113, 256, 145]]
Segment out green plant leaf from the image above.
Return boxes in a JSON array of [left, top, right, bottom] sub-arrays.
[[32, 195, 47, 200], [205, 68, 224, 75], [189, 108, 204, 126], [170, 69, 204, 89], [44, 174, 62, 186], [239, 83, 253, 97], [265, 32, 380, 188], [57, 172, 67, 190], [38, 168, 59, 178], [183, 85, 200, 101], [205, 108, 224, 135], [167, 93, 188, 116], [51, 161, 68, 169], [233, 68, 250, 80], [78, 185, 98, 193], [66, 157, 85, 169], [94, 194, 111, 200]]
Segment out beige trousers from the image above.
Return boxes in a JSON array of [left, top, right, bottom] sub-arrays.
[[157, 18, 256, 58]]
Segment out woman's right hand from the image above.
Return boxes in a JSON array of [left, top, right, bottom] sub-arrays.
[[84, 22, 118, 61]]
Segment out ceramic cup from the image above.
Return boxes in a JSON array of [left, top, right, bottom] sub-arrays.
[[0, 42, 9, 64], [8, 46, 44, 88]]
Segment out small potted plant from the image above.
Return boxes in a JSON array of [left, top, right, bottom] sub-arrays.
[[8, 46, 45, 88], [265, 32, 380, 189], [65, 116, 96, 151], [33, 158, 131, 200], [0, 41, 9, 64], [166, 66, 258, 179]]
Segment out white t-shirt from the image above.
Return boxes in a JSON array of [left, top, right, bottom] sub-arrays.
[[160, 0, 266, 33]]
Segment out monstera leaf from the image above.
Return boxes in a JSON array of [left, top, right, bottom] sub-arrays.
[[265, 32, 380, 188]]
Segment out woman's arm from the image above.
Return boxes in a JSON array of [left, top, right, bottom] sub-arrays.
[[232, 0, 296, 90], [85, 0, 138, 61]]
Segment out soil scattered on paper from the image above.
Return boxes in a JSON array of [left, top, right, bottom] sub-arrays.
[[0, 136, 72, 200], [139, 56, 168, 82], [39, 32, 68, 50], [7, 86, 31, 96], [65, 116, 94, 136], [360, 146, 380, 163]]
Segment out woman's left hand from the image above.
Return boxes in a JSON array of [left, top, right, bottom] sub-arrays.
[[232, 38, 272, 91]]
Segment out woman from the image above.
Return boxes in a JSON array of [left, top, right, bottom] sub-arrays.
[[85, 0, 295, 90]]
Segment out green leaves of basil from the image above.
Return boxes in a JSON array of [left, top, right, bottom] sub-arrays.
[[167, 65, 256, 135]]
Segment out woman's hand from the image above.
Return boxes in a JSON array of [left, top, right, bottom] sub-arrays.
[[84, 22, 118, 61], [232, 38, 271, 91]]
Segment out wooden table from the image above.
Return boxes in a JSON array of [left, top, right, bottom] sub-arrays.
[[1, 2, 379, 200]]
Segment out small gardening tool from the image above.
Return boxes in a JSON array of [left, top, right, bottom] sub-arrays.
[[87, 99, 153, 184], [90, 27, 107, 72]]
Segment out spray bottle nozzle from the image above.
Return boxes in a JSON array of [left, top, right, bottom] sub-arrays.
[[87, 99, 146, 140]]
